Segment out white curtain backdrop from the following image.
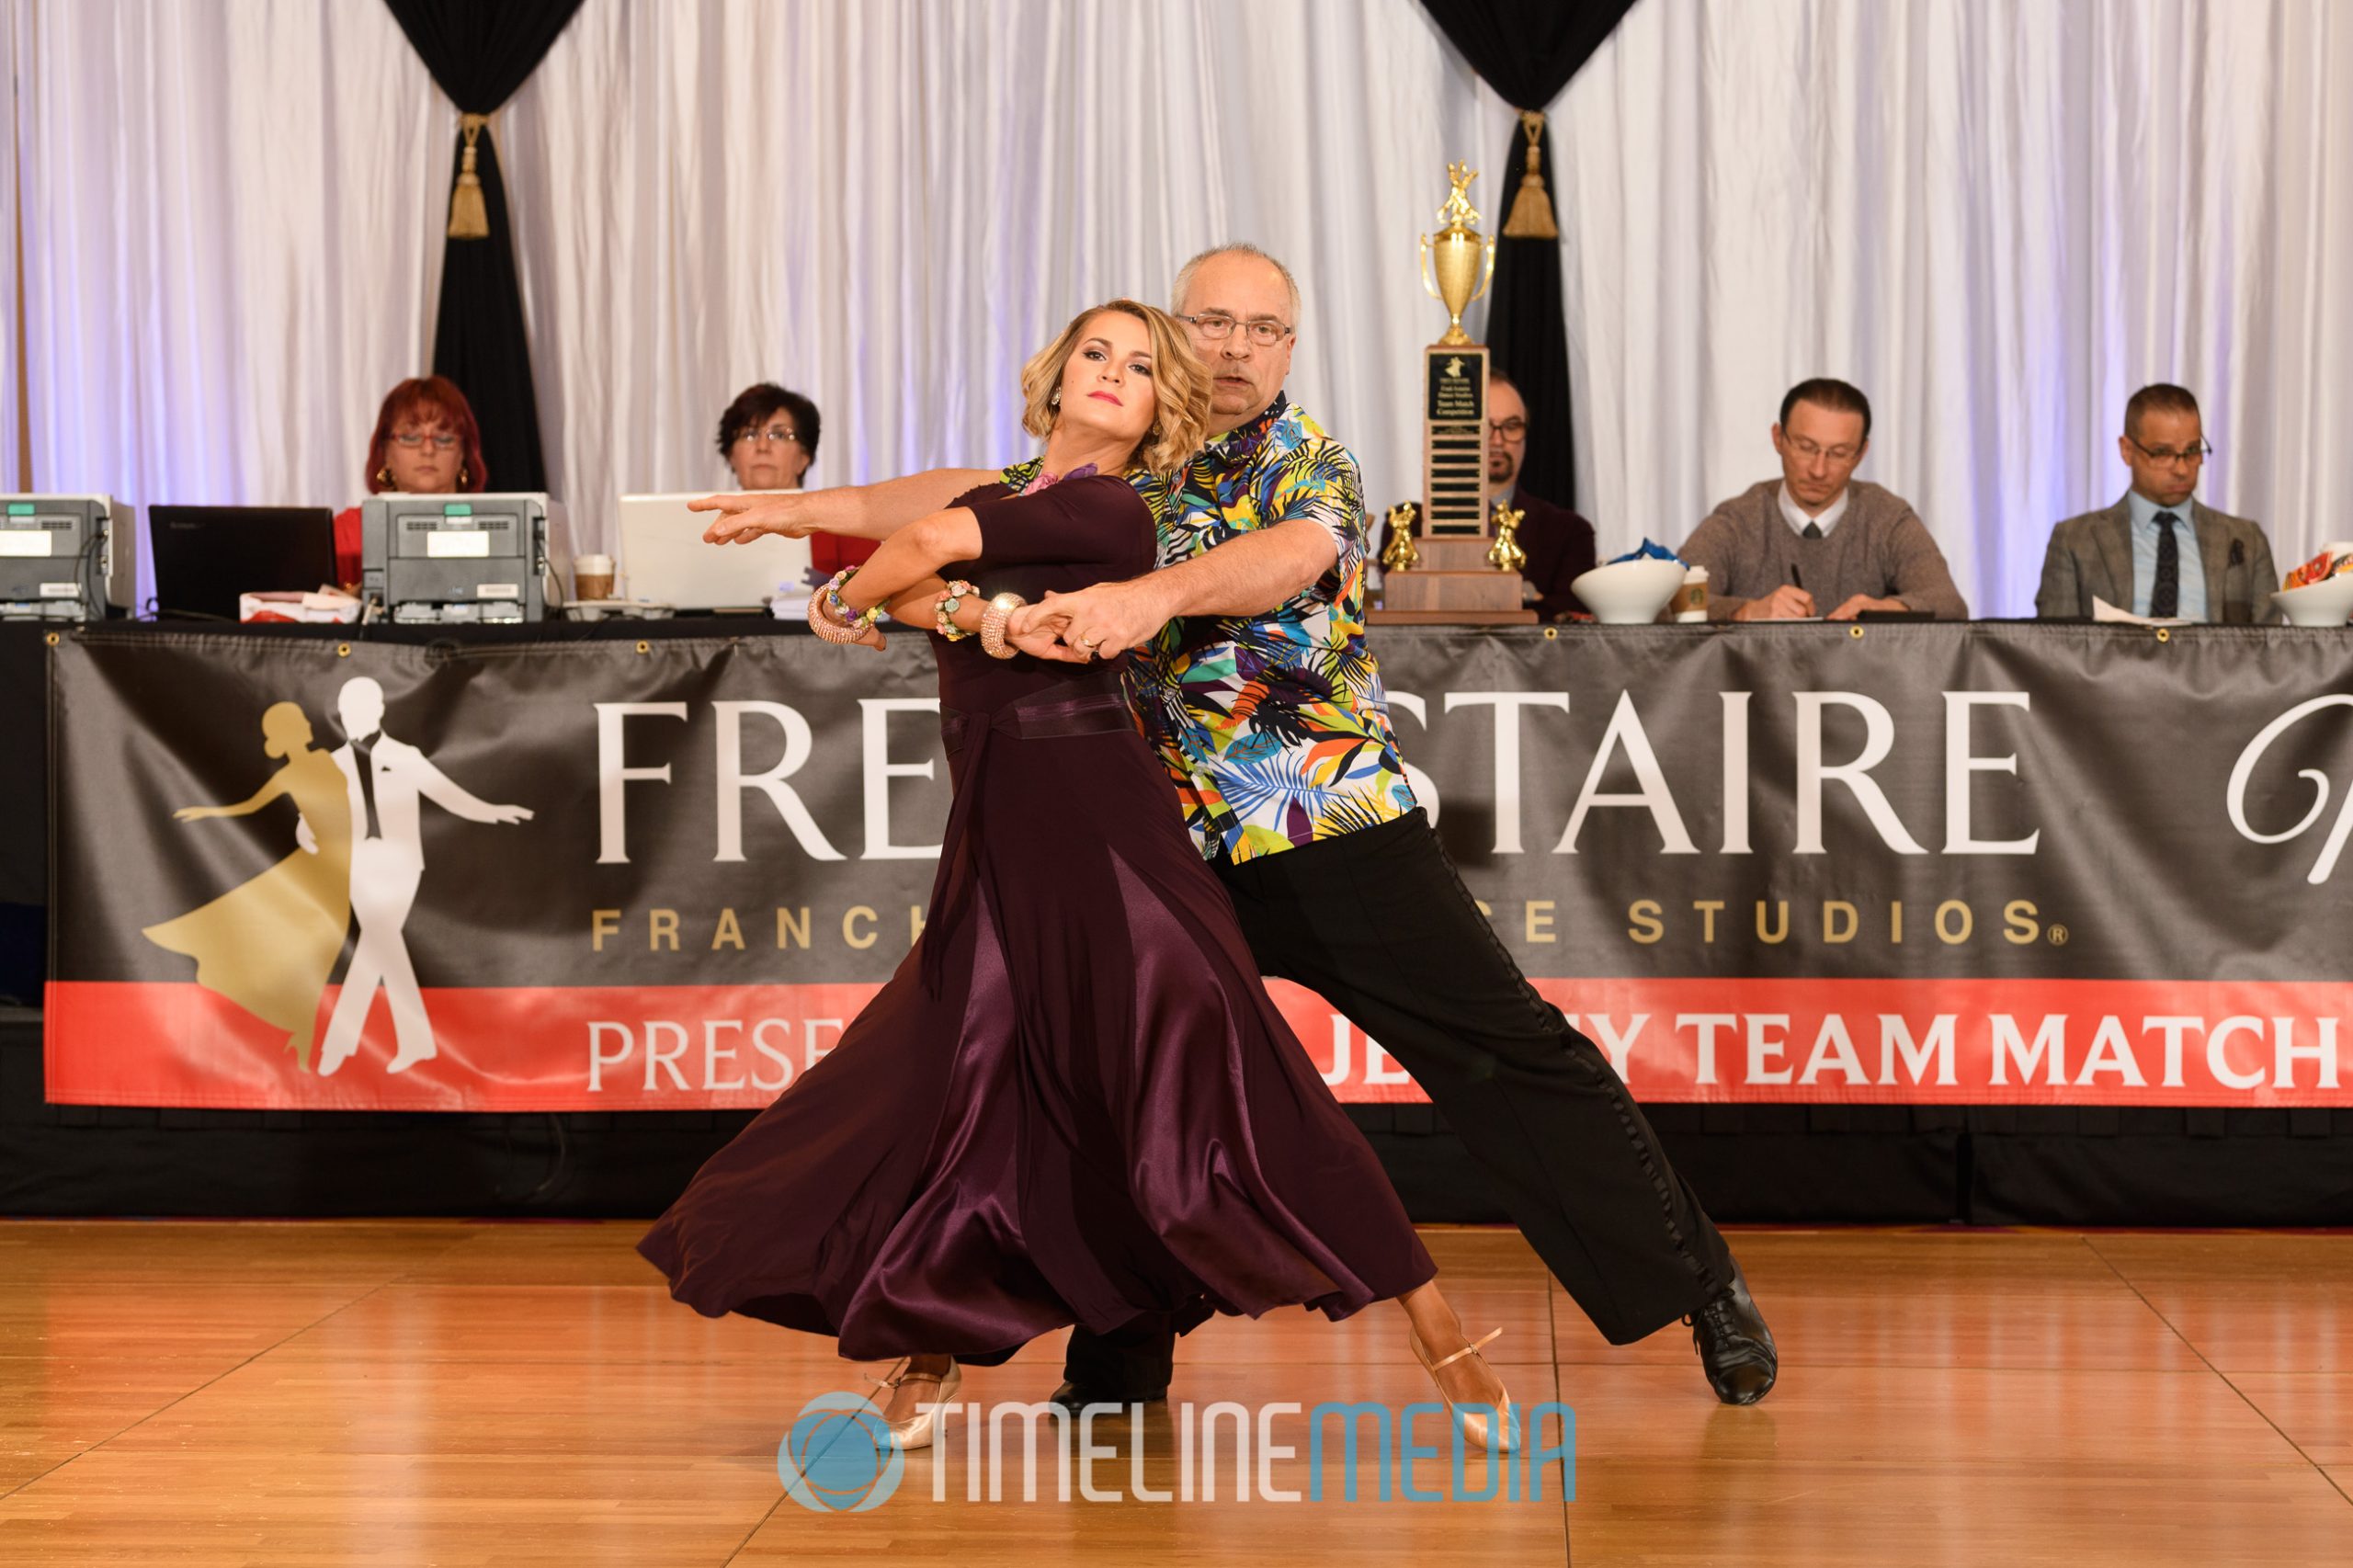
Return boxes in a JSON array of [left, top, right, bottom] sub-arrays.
[[6, 0, 447, 606], [5, 0, 2350, 618], [496, 0, 1505, 556], [1555, 0, 2353, 613], [0, 5, 20, 493]]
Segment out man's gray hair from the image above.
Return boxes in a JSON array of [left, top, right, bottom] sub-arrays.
[[1171, 243, 1302, 325]]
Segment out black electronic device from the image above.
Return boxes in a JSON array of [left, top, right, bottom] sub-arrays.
[[147, 506, 337, 621]]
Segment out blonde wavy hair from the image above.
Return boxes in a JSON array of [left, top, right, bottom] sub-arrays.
[[1018, 299, 1210, 483]]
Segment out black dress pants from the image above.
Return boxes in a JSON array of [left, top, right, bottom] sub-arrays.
[[1064, 809, 1735, 1392]]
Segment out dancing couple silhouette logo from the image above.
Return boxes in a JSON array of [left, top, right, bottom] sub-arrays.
[[142, 676, 532, 1076]]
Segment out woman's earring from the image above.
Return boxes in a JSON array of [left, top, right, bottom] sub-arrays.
[[1049, 390, 1061, 408], [458, 465, 471, 488], [375, 466, 392, 487]]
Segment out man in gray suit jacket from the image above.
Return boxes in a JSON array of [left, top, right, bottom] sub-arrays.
[[2036, 383, 2279, 622]]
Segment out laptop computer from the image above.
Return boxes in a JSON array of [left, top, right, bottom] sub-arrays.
[[147, 506, 339, 620], [617, 493, 814, 613]]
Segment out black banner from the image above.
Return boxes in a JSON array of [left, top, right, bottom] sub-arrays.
[[47, 622, 2353, 1108]]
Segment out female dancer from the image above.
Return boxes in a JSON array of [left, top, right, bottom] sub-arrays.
[[639, 300, 1511, 1449], [144, 700, 354, 1070]]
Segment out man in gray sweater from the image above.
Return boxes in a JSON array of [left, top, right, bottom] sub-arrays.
[[1678, 379, 1970, 621]]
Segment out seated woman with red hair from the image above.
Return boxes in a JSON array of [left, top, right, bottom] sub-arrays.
[[334, 377, 487, 587]]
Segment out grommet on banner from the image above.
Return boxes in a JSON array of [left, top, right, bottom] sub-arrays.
[[2154, 628, 2171, 644], [1848, 624, 1865, 640], [336, 643, 351, 657], [43, 631, 59, 647], [1542, 626, 1558, 640], [636, 641, 651, 655]]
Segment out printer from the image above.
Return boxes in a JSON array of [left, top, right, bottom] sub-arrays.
[[360, 493, 568, 624], [0, 494, 135, 620]]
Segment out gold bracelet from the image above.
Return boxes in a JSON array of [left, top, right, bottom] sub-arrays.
[[978, 592, 1026, 660]]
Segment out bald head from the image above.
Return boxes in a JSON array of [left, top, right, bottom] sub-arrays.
[[1171, 244, 1301, 324]]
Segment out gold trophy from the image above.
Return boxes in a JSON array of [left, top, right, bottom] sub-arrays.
[[1373, 165, 1532, 623], [1487, 503, 1529, 574], [1418, 163, 1498, 347]]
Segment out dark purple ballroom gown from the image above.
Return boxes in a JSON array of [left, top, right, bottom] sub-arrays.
[[638, 473, 1436, 1364]]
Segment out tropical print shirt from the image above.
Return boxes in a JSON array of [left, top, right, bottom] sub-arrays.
[[1003, 393, 1416, 863]]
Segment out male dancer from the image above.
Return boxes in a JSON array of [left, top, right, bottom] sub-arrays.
[[698, 245, 1776, 1405], [318, 676, 534, 1075]]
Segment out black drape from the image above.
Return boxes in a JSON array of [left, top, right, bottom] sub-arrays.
[[1419, 1, 1638, 509], [382, 1, 585, 495]]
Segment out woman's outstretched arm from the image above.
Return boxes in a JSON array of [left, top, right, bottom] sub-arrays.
[[694, 469, 999, 546], [174, 771, 292, 823]]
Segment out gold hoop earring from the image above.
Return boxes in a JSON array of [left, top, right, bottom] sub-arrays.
[[374, 466, 392, 487]]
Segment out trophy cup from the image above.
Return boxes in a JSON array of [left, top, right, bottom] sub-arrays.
[[1373, 165, 1535, 623], [1418, 162, 1496, 347]]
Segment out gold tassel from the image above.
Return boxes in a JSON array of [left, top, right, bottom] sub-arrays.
[[1502, 109, 1559, 239], [447, 115, 491, 240]]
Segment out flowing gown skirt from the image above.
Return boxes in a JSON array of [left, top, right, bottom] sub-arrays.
[[638, 690, 1436, 1364]]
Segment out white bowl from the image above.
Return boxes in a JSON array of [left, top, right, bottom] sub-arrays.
[[2272, 569, 2353, 627], [1570, 558, 1688, 624]]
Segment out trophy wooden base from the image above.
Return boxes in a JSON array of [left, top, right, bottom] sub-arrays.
[[1369, 607, 1539, 625], [1412, 538, 1497, 571], [1378, 562, 1526, 615]]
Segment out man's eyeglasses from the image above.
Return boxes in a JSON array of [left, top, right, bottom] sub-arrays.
[[1178, 312, 1292, 347], [736, 425, 801, 448], [2126, 435, 2213, 467], [1784, 437, 1861, 465], [392, 431, 459, 450], [1488, 417, 1527, 440]]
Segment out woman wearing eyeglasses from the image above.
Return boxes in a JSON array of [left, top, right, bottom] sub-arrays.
[[715, 382, 873, 577], [332, 376, 487, 587]]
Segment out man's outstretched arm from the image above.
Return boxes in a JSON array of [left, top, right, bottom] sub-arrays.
[[1008, 518, 1336, 656], [695, 468, 1002, 546]]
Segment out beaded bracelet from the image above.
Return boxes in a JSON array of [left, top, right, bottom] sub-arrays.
[[979, 592, 1027, 660], [808, 566, 881, 645], [934, 580, 977, 642]]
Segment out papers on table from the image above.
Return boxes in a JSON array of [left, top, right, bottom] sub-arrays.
[[2091, 597, 2191, 628]]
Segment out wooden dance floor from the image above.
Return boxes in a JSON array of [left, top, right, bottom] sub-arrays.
[[0, 1221, 2347, 1564]]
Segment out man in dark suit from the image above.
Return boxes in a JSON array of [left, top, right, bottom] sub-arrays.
[[2036, 383, 2279, 622], [1488, 372, 1597, 619]]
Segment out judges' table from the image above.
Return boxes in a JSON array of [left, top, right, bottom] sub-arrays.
[[7, 618, 2351, 1223]]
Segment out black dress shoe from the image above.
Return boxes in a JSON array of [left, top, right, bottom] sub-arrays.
[[1051, 1379, 1167, 1413], [1688, 1263, 1777, 1405]]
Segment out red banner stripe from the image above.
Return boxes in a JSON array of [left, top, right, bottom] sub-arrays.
[[43, 977, 2353, 1110]]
